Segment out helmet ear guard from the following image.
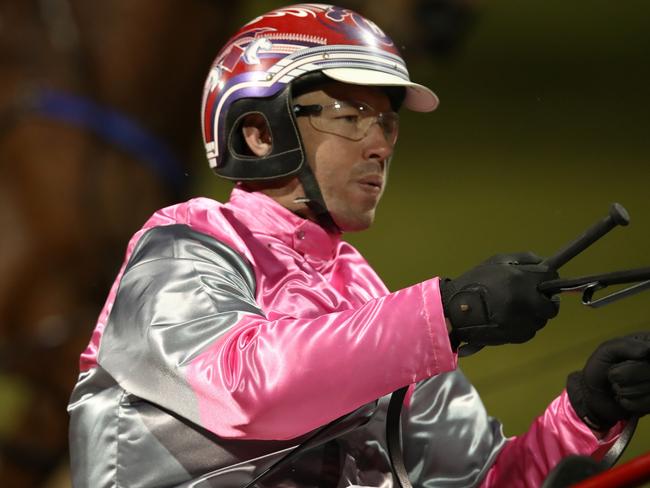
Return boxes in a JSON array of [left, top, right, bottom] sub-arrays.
[[216, 85, 305, 181]]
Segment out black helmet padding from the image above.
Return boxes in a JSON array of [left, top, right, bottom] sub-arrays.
[[216, 85, 305, 181]]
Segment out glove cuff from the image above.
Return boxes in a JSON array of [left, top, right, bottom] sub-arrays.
[[566, 371, 615, 432], [439, 279, 461, 351], [439, 278, 455, 318]]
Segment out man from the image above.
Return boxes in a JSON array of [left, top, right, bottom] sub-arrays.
[[68, 4, 650, 487]]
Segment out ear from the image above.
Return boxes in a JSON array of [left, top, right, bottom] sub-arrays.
[[241, 113, 272, 157]]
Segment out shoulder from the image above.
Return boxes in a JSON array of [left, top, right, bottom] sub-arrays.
[[125, 198, 257, 288], [129, 224, 247, 266], [134, 196, 250, 256]]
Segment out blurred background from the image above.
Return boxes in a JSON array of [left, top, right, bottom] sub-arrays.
[[0, 0, 648, 486]]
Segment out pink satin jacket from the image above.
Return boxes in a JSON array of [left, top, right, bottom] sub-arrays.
[[68, 186, 619, 487]]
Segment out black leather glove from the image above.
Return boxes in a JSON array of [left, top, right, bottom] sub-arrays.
[[567, 332, 650, 431], [440, 252, 559, 347]]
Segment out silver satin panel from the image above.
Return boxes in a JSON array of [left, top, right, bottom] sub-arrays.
[[69, 224, 506, 487], [98, 225, 263, 429]]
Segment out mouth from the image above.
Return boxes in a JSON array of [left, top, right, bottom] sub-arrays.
[[357, 175, 383, 193]]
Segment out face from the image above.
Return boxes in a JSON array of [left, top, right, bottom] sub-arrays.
[[293, 82, 396, 232]]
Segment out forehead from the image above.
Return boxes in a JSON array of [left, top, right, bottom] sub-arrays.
[[294, 81, 393, 111]]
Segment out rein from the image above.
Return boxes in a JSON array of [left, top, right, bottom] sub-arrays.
[[18, 87, 186, 193]]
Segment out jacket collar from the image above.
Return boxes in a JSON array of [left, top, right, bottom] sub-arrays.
[[227, 185, 341, 262]]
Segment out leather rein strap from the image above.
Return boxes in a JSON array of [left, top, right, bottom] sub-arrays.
[[386, 385, 412, 487]]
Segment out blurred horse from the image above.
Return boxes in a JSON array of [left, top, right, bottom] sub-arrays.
[[0, 1, 241, 485]]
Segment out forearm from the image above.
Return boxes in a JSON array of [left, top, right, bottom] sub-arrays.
[[479, 390, 623, 487], [184, 277, 456, 440]]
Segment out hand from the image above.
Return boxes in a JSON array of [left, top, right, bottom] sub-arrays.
[[567, 332, 650, 431], [440, 252, 559, 348]]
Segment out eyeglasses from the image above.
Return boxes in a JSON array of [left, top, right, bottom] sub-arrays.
[[293, 100, 399, 145]]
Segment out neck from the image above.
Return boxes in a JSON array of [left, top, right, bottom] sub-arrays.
[[240, 178, 316, 221]]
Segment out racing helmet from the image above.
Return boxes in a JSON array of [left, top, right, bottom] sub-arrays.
[[200, 3, 439, 182]]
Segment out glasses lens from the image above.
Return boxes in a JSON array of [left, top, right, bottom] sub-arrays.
[[378, 112, 399, 145], [308, 100, 399, 145], [309, 101, 362, 138]]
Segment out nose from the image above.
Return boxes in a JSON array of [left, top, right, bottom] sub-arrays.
[[362, 122, 394, 164]]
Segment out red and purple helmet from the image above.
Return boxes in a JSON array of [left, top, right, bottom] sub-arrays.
[[201, 3, 439, 181]]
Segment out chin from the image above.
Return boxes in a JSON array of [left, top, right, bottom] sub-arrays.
[[334, 211, 376, 233]]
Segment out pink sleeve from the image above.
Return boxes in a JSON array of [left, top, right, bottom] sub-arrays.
[[186, 277, 456, 440], [480, 390, 624, 487]]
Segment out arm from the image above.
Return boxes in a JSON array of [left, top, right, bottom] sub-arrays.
[[478, 391, 623, 488], [479, 331, 650, 487], [401, 373, 621, 488], [98, 224, 456, 441]]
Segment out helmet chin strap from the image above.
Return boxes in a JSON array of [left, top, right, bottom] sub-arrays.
[[294, 161, 341, 234]]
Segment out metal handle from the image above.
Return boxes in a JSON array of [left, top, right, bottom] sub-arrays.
[[542, 203, 629, 271], [539, 267, 650, 295]]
